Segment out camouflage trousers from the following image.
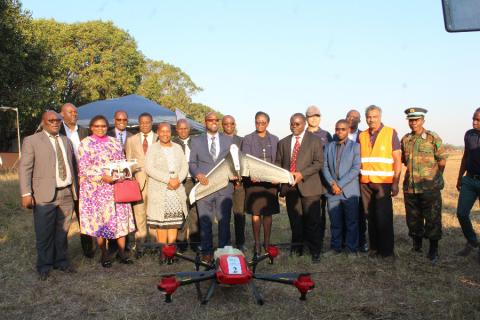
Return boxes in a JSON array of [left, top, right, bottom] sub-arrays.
[[404, 191, 442, 240]]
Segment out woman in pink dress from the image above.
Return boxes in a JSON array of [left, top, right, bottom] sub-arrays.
[[78, 115, 135, 267]]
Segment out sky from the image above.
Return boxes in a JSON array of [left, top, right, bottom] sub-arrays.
[[22, 0, 480, 145]]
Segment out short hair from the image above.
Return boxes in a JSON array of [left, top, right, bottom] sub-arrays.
[[204, 111, 217, 120], [336, 119, 349, 127], [255, 111, 270, 123], [475, 107, 480, 113], [290, 113, 306, 122], [157, 122, 171, 131], [176, 118, 190, 127], [114, 110, 128, 118], [138, 112, 152, 121], [89, 114, 109, 128], [365, 105, 382, 116]]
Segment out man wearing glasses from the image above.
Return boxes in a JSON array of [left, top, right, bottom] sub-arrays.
[[107, 110, 132, 150], [189, 112, 233, 263], [322, 119, 361, 257], [275, 113, 324, 263], [19, 111, 77, 280]]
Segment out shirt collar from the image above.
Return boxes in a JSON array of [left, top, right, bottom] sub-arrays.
[[207, 132, 219, 140], [294, 131, 305, 140], [44, 130, 59, 138], [63, 122, 78, 133]]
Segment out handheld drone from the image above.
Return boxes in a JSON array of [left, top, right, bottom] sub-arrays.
[[102, 159, 138, 179], [157, 245, 315, 305]]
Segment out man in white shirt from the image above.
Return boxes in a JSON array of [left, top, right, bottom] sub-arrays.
[[346, 109, 361, 142]]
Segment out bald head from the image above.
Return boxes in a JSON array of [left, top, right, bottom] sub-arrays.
[[113, 110, 128, 131], [60, 103, 78, 128]]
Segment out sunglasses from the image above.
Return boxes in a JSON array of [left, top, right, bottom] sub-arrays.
[[115, 118, 128, 122], [290, 122, 302, 127], [47, 119, 62, 124]]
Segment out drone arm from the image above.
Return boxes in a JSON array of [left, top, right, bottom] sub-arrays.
[[253, 273, 315, 301], [158, 271, 216, 303]]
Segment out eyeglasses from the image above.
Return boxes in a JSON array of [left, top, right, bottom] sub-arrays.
[[92, 125, 107, 128], [255, 121, 267, 125], [47, 119, 62, 124], [290, 122, 302, 127], [115, 118, 128, 122], [206, 119, 220, 123], [335, 128, 347, 131]]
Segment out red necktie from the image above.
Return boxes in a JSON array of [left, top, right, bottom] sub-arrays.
[[143, 134, 148, 154], [290, 136, 300, 172]]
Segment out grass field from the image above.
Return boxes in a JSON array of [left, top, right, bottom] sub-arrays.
[[1, 153, 479, 319]]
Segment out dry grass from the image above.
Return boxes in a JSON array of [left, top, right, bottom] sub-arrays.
[[1, 154, 480, 319]]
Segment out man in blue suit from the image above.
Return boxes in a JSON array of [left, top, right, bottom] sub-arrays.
[[189, 112, 233, 262], [323, 119, 361, 255]]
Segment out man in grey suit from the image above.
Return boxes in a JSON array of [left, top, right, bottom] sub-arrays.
[[275, 113, 324, 263], [323, 119, 361, 256], [59, 102, 95, 258], [173, 119, 200, 253], [189, 112, 233, 262], [19, 111, 77, 280], [125, 112, 158, 256]]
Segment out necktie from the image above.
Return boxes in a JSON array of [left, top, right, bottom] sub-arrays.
[[290, 136, 300, 172], [143, 134, 148, 154], [119, 132, 124, 145], [210, 136, 217, 160], [54, 136, 67, 181]]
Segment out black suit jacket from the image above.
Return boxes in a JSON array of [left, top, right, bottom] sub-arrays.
[[107, 128, 132, 147], [172, 136, 192, 153], [275, 131, 324, 197]]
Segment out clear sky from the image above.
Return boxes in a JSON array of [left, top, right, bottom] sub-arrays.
[[23, 0, 480, 145]]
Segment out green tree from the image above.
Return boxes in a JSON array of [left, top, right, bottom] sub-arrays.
[[32, 19, 146, 107], [0, 0, 54, 150]]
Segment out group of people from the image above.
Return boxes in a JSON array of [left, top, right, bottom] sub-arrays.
[[18, 102, 480, 280]]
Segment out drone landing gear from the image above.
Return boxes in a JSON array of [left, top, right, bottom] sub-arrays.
[[201, 280, 218, 305], [249, 281, 264, 305]]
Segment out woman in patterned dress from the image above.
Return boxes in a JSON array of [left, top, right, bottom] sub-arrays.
[[146, 122, 188, 255], [78, 115, 135, 267]]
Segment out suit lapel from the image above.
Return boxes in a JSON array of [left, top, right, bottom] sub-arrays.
[[40, 132, 55, 163], [286, 134, 292, 167]]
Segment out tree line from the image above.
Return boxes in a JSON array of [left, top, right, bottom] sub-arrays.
[[0, 0, 216, 151]]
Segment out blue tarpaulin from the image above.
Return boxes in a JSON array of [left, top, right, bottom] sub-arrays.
[[77, 94, 205, 132]]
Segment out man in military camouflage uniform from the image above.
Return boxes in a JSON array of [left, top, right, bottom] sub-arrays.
[[401, 107, 447, 262]]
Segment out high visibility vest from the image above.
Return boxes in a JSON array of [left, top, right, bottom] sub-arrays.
[[359, 126, 394, 183]]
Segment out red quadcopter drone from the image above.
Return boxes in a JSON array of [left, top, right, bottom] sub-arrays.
[[157, 245, 315, 305]]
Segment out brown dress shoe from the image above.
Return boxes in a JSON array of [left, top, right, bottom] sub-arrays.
[[201, 254, 213, 264]]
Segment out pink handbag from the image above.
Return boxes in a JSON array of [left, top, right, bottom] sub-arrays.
[[114, 179, 142, 203]]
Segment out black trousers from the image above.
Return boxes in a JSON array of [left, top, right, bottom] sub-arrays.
[[360, 183, 394, 257], [33, 187, 73, 272], [74, 200, 95, 256], [177, 179, 201, 249], [285, 187, 322, 255], [232, 183, 246, 247]]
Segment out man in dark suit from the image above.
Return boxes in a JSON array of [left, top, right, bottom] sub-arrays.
[[346, 109, 368, 252], [107, 110, 132, 150], [222, 115, 246, 251], [173, 119, 201, 252], [19, 111, 77, 280], [275, 113, 324, 263], [189, 112, 233, 262], [59, 102, 94, 258]]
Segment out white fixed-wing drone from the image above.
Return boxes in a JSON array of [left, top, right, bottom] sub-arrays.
[[189, 145, 294, 204], [102, 159, 138, 179]]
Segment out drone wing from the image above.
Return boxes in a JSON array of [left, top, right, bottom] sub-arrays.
[[189, 152, 237, 204], [241, 154, 294, 184]]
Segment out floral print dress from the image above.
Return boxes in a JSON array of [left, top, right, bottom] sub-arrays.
[[78, 135, 135, 239]]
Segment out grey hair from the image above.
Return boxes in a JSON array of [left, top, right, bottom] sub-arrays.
[[365, 105, 382, 117]]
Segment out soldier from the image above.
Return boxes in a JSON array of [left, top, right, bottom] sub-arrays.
[[400, 107, 447, 262]]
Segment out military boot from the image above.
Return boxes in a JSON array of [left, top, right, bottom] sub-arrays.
[[412, 236, 423, 252], [427, 240, 439, 263]]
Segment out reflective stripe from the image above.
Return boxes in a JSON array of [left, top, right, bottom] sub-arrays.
[[360, 170, 394, 177], [361, 157, 394, 164]]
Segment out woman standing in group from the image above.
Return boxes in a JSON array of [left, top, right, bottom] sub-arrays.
[[78, 115, 136, 268], [146, 122, 189, 260], [241, 111, 280, 255]]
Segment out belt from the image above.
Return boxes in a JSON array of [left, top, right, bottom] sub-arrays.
[[467, 173, 480, 180], [56, 185, 71, 190]]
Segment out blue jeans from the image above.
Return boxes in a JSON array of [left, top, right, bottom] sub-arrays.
[[196, 191, 233, 254], [457, 176, 480, 246], [327, 196, 359, 252]]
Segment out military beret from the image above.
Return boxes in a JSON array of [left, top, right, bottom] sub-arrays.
[[405, 107, 427, 119]]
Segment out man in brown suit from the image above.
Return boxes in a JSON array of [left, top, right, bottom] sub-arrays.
[[125, 112, 158, 256], [19, 111, 77, 280], [275, 113, 324, 263]]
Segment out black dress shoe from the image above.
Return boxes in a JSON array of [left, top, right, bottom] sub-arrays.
[[39, 271, 49, 281], [311, 254, 321, 264]]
